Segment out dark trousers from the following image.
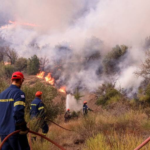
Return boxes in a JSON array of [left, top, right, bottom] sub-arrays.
[[41, 121, 49, 134], [1, 134, 30, 150]]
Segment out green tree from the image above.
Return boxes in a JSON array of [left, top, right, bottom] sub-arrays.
[[103, 45, 127, 74], [27, 55, 40, 75], [74, 88, 84, 101]]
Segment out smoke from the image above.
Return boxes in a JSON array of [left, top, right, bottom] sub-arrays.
[[0, 0, 150, 94], [66, 94, 83, 111]]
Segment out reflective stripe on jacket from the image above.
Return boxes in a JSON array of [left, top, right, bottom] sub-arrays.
[[0, 85, 26, 135], [30, 97, 45, 118]]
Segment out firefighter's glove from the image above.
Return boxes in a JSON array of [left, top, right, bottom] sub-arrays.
[[44, 116, 49, 121], [16, 121, 29, 135]]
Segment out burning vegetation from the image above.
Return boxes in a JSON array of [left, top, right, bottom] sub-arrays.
[[36, 71, 66, 93]]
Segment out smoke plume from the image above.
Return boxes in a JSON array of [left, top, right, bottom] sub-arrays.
[[0, 0, 150, 95]]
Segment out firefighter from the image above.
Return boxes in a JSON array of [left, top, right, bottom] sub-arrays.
[[30, 91, 49, 141], [64, 109, 71, 122], [0, 71, 30, 150], [83, 101, 93, 116]]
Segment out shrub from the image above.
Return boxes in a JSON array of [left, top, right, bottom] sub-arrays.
[[3, 65, 15, 78], [138, 84, 150, 105], [96, 83, 122, 106], [22, 82, 63, 121]]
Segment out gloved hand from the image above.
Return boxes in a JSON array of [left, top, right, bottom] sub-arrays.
[[44, 116, 49, 121], [16, 121, 29, 135]]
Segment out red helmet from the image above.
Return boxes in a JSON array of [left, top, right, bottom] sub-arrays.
[[83, 101, 87, 104], [11, 71, 24, 80], [67, 109, 70, 111], [35, 91, 42, 97]]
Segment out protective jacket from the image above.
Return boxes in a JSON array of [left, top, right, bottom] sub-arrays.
[[30, 97, 45, 118], [0, 85, 26, 135], [83, 104, 88, 115], [64, 111, 71, 118]]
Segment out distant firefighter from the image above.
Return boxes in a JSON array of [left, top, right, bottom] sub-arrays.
[[30, 91, 49, 142], [83, 101, 93, 116], [64, 109, 71, 122]]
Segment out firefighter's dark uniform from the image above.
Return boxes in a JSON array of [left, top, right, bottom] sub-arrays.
[[0, 85, 30, 150], [83, 103, 92, 115], [64, 111, 71, 122], [30, 97, 49, 135]]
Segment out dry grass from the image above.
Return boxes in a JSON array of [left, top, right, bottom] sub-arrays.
[[30, 104, 150, 150], [1, 102, 150, 150]]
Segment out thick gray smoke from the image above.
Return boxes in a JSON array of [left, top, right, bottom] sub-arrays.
[[0, 0, 149, 94]]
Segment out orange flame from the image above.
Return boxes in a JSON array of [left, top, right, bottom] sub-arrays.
[[4, 62, 11, 65], [0, 25, 8, 29], [36, 71, 45, 79], [9, 20, 39, 27], [59, 86, 66, 93], [45, 73, 55, 85]]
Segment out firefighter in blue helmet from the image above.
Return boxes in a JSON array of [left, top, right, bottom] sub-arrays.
[[30, 91, 49, 141], [83, 101, 93, 116], [0, 71, 30, 150]]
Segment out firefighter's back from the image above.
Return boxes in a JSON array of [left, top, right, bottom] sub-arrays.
[[30, 97, 42, 117], [0, 85, 24, 135]]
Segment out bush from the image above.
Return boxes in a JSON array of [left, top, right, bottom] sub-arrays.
[[138, 83, 150, 104], [96, 83, 122, 106], [0, 78, 9, 93], [22, 82, 63, 121], [3, 65, 15, 78]]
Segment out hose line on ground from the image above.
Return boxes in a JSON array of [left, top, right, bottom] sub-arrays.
[[0, 130, 66, 150], [49, 120, 75, 132]]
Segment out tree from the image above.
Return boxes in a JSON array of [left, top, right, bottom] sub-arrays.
[[40, 56, 49, 71], [27, 55, 40, 75], [136, 50, 150, 80], [74, 88, 84, 101], [14, 57, 27, 71], [5, 47, 18, 64], [103, 45, 127, 74], [0, 47, 5, 62]]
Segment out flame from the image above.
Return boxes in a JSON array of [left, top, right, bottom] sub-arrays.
[[36, 72, 67, 93], [4, 62, 11, 65], [9, 20, 39, 27], [45, 73, 55, 85], [0, 25, 8, 29], [36, 71, 45, 79], [59, 86, 66, 93]]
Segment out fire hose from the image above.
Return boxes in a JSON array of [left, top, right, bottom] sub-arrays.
[[49, 120, 76, 132], [0, 130, 66, 150], [134, 136, 150, 150]]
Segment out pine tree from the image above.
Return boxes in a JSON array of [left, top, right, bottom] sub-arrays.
[[27, 55, 40, 75]]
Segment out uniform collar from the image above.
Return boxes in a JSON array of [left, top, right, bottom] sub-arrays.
[[35, 97, 42, 101], [10, 84, 20, 89]]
